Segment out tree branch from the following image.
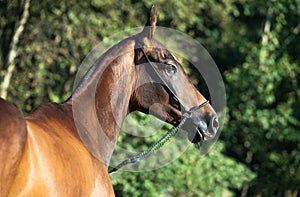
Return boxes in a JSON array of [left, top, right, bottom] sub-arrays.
[[0, 0, 31, 99], [259, 7, 273, 70]]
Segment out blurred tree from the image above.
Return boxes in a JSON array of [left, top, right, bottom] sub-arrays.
[[0, 0, 30, 99], [223, 0, 300, 196]]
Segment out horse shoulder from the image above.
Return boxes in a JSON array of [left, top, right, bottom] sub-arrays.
[[9, 102, 114, 196], [0, 98, 27, 196]]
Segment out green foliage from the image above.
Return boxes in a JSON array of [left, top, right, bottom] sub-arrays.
[[222, 0, 300, 195], [111, 142, 255, 197]]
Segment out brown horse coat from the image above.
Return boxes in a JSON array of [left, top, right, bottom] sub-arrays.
[[0, 100, 115, 196]]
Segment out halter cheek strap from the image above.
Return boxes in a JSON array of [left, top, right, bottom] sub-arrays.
[[136, 42, 184, 111], [136, 42, 209, 115]]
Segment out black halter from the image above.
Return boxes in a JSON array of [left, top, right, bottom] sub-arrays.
[[108, 41, 209, 174]]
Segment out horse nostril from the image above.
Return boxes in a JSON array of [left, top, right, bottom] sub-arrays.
[[187, 115, 219, 142], [210, 115, 219, 133]]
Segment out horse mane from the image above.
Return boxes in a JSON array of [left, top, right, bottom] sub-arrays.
[[71, 37, 136, 98]]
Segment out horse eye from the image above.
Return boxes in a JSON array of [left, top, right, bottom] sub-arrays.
[[165, 64, 177, 76]]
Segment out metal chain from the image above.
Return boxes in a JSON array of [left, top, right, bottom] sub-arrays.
[[108, 100, 209, 174]]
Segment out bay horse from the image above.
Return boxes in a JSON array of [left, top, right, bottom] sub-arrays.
[[0, 6, 219, 196]]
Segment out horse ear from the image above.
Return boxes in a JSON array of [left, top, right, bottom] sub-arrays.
[[142, 5, 157, 39]]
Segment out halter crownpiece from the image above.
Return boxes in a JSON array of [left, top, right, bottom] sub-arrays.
[[108, 42, 210, 174]]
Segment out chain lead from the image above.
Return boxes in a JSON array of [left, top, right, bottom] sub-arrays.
[[108, 101, 209, 174]]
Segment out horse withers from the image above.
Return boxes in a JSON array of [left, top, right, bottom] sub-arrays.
[[0, 6, 218, 196]]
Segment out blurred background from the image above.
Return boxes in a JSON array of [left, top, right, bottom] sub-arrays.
[[1, 0, 299, 196]]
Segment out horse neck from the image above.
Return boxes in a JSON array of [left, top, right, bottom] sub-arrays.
[[68, 39, 136, 165]]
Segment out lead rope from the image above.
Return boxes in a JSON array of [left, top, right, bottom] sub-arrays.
[[108, 100, 209, 174]]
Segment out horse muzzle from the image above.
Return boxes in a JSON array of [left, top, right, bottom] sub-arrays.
[[184, 114, 219, 143]]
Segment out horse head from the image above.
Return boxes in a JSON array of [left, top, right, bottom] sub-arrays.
[[129, 6, 219, 146]]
